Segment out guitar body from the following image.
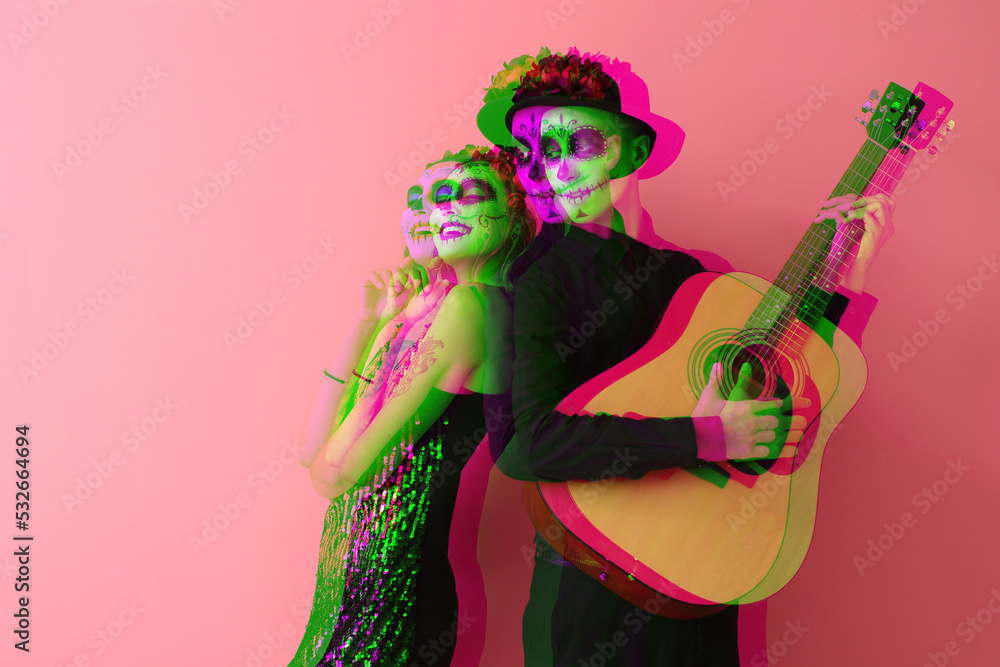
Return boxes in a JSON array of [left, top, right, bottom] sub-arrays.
[[526, 271, 868, 617]]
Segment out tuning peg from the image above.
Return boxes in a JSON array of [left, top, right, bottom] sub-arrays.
[[862, 102, 873, 113], [869, 89, 880, 100], [890, 101, 901, 112], [928, 121, 955, 155], [855, 117, 868, 127], [916, 120, 928, 131]]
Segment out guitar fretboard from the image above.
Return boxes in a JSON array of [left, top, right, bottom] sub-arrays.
[[739, 120, 919, 359]]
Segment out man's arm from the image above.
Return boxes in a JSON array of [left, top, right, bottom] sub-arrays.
[[493, 264, 792, 482], [489, 268, 701, 482]]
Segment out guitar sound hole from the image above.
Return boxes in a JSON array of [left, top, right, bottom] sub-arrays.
[[708, 343, 777, 399], [704, 344, 792, 474]]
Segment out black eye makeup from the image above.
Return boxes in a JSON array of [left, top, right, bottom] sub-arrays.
[[540, 135, 565, 161], [431, 180, 460, 203], [406, 186, 423, 209], [458, 177, 496, 203], [513, 137, 533, 167], [531, 125, 607, 164], [567, 127, 607, 160]]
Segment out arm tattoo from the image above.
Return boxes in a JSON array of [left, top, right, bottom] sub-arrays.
[[384, 327, 444, 400]]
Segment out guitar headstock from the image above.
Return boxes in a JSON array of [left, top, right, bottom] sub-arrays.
[[857, 82, 925, 150], [856, 80, 956, 200], [902, 82, 955, 153]]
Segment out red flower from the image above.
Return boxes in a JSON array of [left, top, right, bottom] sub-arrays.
[[514, 53, 616, 104], [506, 191, 527, 217], [492, 157, 516, 182], [539, 62, 561, 86], [577, 74, 605, 101]]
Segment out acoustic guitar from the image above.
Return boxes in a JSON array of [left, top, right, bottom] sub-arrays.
[[523, 81, 955, 619]]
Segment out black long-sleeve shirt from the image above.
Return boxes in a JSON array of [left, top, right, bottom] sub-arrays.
[[488, 221, 710, 481], [487, 220, 852, 482]]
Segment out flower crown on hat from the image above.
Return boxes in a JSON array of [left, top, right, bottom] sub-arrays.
[[512, 52, 616, 105], [482, 47, 552, 104], [563, 47, 636, 92], [477, 48, 684, 178]]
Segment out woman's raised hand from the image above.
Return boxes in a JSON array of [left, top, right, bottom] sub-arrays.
[[358, 260, 427, 325]]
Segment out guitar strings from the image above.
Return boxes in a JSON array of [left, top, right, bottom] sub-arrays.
[[727, 92, 947, 389], [737, 137, 904, 359]]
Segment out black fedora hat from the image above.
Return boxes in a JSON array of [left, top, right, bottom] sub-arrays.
[[478, 49, 684, 179]]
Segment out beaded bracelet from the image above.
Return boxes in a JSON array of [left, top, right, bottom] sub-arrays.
[[323, 370, 346, 383]]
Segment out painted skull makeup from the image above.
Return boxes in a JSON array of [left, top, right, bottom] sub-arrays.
[[430, 162, 506, 265], [511, 106, 620, 224], [524, 125, 608, 166], [400, 161, 460, 265], [402, 161, 506, 275]]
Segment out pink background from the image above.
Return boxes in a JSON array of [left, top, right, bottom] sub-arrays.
[[2, 0, 998, 665]]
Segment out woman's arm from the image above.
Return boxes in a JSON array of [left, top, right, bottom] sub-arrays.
[[297, 313, 384, 466], [298, 265, 426, 466], [309, 287, 485, 498]]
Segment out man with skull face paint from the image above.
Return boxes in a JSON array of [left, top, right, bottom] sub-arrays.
[[513, 106, 618, 224], [477, 51, 891, 665]]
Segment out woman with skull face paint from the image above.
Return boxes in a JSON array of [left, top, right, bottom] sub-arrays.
[[287, 146, 536, 667]]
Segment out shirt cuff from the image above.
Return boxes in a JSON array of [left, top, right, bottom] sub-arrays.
[[834, 287, 879, 346], [694, 416, 726, 462]]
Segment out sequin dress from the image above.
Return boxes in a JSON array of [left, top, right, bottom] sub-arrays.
[[287, 393, 485, 667]]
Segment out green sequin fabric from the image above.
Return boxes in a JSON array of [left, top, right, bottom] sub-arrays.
[[289, 312, 484, 666], [287, 425, 443, 667]]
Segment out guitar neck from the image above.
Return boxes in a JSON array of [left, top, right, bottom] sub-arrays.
[[812, 81, 956, 299], [742, 140, 897, 348], [810, 144, 921, 293], [796, 135, 917, 294], [744, 85, 930, 350], [863, 144, 919, 197]]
